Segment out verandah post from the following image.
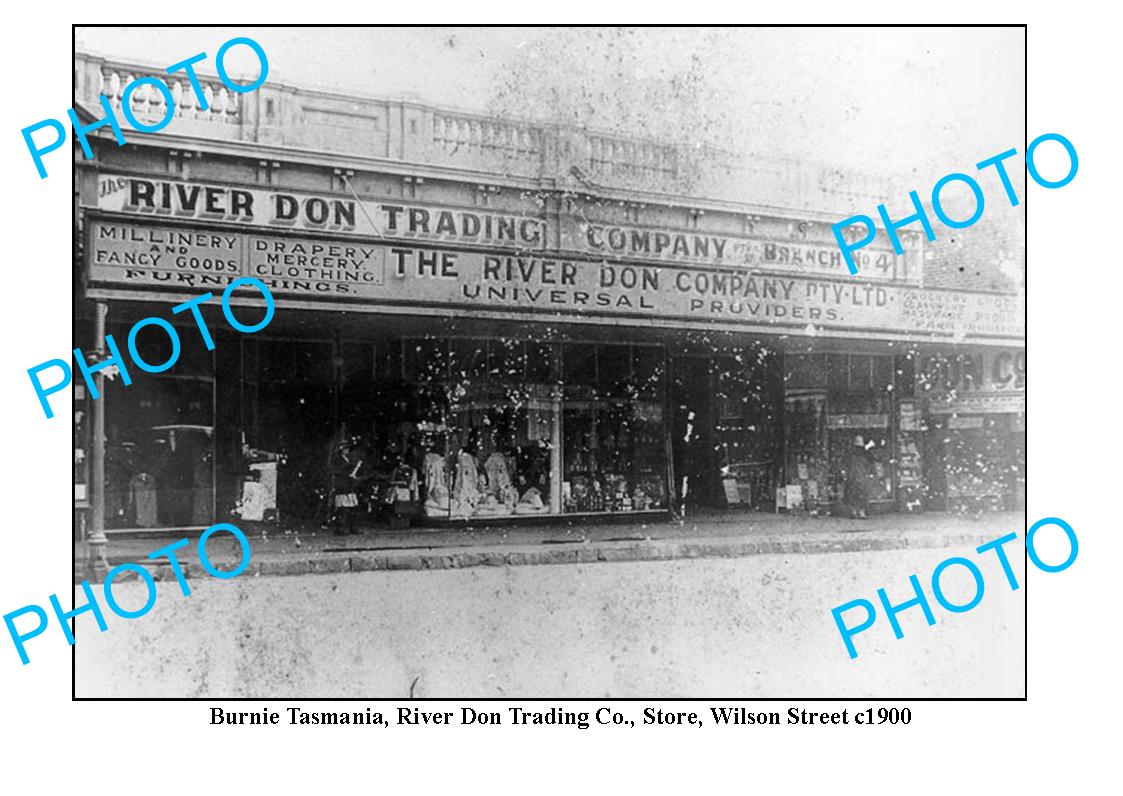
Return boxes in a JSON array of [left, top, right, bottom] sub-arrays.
[[86, 300, 110, 581]]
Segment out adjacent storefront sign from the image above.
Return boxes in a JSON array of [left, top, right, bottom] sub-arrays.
[[917, 348, 1026, 413], [929, 393, 1026, 415], [87, 219, 1025, 344]]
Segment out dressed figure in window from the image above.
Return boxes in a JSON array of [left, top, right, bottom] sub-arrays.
[[423, 451, 451, 517], [451, 447, 480, 518]]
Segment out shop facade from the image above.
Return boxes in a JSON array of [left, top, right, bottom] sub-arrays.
[[72, 53, 1026, 536]]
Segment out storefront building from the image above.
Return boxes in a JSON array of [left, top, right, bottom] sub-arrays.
[[72, 53, 1026, 536]]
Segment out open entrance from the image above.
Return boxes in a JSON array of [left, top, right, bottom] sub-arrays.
[[670, 345, 781, 511]]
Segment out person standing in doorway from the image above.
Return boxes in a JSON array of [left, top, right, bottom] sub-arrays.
[[330, 435, 368, 535], [845, 435, 874, 519]]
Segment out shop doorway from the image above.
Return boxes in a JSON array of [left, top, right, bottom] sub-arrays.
[[671, 349, 782, 512], [671, 357, 718, 509], [251, 340, 335, 521]]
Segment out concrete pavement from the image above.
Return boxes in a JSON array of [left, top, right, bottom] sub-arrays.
[[76, 509, 1028, 582]]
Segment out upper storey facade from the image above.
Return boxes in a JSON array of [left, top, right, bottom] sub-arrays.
[[74, 51, 1023, 346]]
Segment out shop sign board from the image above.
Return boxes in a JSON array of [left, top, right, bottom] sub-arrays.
[[928, 393, 1026, 415], [86, 219, 1026, 344], [947, 416, 986, 429], [89, 222, 388, 295], [575, 220, 910, 282], [826, 414, 890, 429], [96, 174, 548, 249], [98, 174, 911, 282]]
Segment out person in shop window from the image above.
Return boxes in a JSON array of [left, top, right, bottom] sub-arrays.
[[845, 435, 874, 519], [330, 436, 372, 535]]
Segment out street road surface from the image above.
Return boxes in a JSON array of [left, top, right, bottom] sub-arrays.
[[75, 543, 1025, 698]]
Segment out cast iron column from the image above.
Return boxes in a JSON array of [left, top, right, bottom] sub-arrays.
[[86, 300, 109, 581], [550, 386, 562, 514], [549, 341, 563, 515]]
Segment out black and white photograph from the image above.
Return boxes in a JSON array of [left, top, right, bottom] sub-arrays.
[[12, 8, 1123, 792], [66, 25, 1028, 699]]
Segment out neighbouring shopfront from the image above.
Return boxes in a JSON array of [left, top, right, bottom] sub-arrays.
[[913, 347, 1026, 511], [75, 153, 1024, 533], [782, 351, 898, 515]]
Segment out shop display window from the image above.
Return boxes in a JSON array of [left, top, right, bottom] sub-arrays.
[[562, 343, 668, 514], [562, 342, 596, 383], [525, 340, 557, 384], [383, 336, 669, 521], [782, 353, 829, 512], [893, 354, 925, 510], [782, 391, 828, 512], [443, 384, 556, 518], [872, 356, 894, 394], [825, 354, 894, 511], [104, 321, 215, 529], [786, 353, 828, 389], [784, 351, 897, 515], [713, 348, 781, 510], [910, 350, 1025, 512], [399, 337, 561, 519], [98, 326, 678, 527], [940, 415, 1012, 510]]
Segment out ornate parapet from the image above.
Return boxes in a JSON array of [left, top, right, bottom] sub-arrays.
[[74, 51, 904, 216]]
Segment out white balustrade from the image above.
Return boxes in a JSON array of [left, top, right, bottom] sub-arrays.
[[79, 55, 895, 210], [589, 134, 678, 183], [97, 67, 242, 126], [432, 112, 542, 167]]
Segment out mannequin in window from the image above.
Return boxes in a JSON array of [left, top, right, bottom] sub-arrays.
[[479, 450, 515, 515], [423, 451, 451, 516], [451, 438, 481, 517]]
